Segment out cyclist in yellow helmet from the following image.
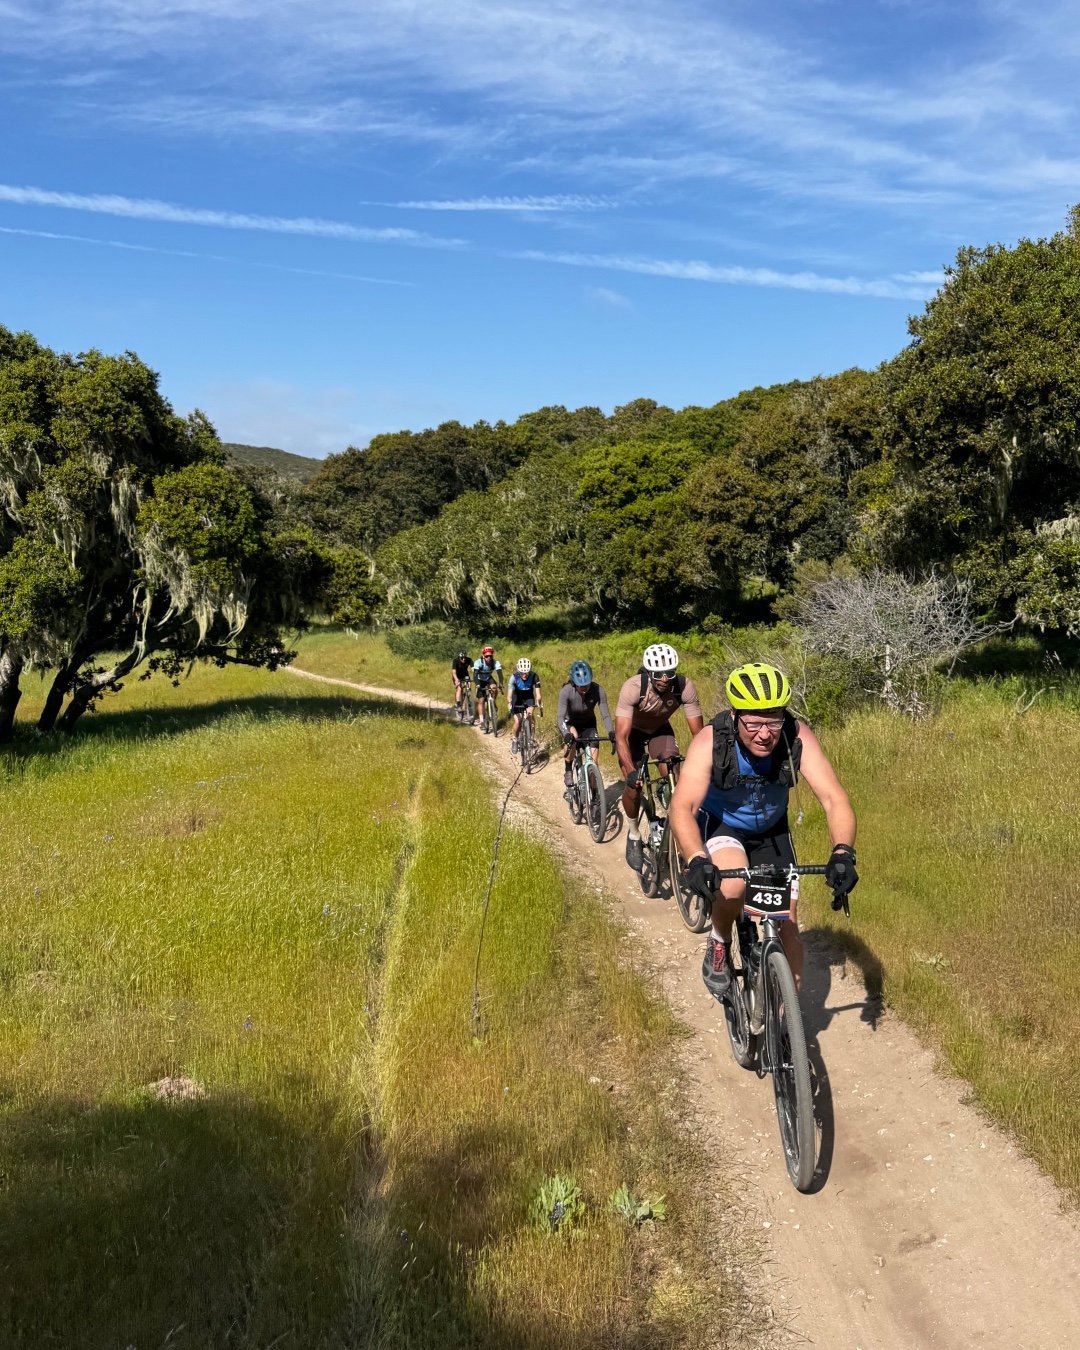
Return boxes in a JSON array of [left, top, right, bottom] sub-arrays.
[[669, 661, 858, 1004]]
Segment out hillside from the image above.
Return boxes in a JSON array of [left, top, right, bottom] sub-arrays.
[[222, 441, 323, 482]]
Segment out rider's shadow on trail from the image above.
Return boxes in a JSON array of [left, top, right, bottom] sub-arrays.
[[800, 926, 885, 1039], [799, 927, 885, 1193]]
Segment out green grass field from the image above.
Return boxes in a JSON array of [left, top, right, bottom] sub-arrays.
[[296, 628, 1080, 1202], [0, 664, 748, 1348]]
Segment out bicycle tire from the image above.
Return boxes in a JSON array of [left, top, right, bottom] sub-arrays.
[[567, 756, 585, 824], [465, 689, 475, 722], [723, 933, 758, 1069], [639, 831, 662, 897], [585, 757, 606, 843], [765, 948, 815, 1191], [669, 829, 708, 932], [519, 715, 532, 771]]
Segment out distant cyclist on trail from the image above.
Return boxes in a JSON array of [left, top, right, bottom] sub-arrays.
[[558, 660, 615, 794], [615, 642, 705, 873], [473, 646, 503, 733], [668, 661, 858, 1004], [451, 648, 473, 722], [507, 657, 543, 754]]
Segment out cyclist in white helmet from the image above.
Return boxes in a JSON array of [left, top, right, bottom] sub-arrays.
[[507, 657, 543, 754], [615, 642, 704, 872]]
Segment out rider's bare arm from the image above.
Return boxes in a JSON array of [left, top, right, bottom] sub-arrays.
[[680, 676, 706, 736], [614, 713, 635, 779], [797, 723, 857, 849], [669, 725, 713, 864]]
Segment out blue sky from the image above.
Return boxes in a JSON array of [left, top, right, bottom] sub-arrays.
[[2, 1, 1077, 456]]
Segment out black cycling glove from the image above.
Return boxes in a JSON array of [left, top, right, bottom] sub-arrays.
[[825, 845, 858, 908], [684, 855, 718, 903]]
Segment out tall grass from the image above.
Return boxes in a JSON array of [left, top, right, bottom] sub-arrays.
[[0, 664, 748, 1347]]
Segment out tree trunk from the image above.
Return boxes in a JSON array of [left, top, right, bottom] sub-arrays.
[[57, 644, 148, 734], [0, 649, 24, 742], [37, 646, 92, 734]]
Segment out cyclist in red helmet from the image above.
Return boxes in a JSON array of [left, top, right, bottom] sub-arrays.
[[473, 645, 503, 733]]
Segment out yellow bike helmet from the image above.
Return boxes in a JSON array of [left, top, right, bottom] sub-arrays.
[[725, 662, 790, 711]]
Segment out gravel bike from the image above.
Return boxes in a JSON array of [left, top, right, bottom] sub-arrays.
[[455, 676, 475, 724], [477, 685, 499, 736], [632, 752, 688, 905], [565, 733, 613, 842], [514, 706, 543, 772], [711, 862, 829, 1192]]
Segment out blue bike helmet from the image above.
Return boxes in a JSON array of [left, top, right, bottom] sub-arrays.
[[569, 660, 593, 688]]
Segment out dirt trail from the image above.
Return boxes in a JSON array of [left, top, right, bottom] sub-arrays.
[[288, 668, 1080, 1348]]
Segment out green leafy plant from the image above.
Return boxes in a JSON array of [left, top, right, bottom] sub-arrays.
[[608, 1183, 667, 1226], [530, 1174, 585, 1236]]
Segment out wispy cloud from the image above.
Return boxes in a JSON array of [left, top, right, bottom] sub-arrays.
[[5, 2, 1078, 235], [389, 194, 616, 212], [0, 183, 464, 248], [514, 249, 941, 301], [0, 224, 413, 285], [585, 285, 634, 312]]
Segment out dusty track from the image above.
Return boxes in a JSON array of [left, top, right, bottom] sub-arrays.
[[288, 668, 1080, 1348]]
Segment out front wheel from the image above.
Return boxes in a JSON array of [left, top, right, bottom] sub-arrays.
[[519, 715, 532, 771], [585, 757, 606, 843], [766, 949, 815, 1191], [465, 689, 475, 722]]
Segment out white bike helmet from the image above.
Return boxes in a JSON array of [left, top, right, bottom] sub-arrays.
[[642, 642, 679, 675], [516, 657, 532, 674]]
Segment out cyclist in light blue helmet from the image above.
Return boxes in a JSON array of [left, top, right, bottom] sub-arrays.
[[557, 659, 615, 791]]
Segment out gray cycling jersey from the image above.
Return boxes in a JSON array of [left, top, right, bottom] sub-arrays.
[[557, 681, 614, 736]]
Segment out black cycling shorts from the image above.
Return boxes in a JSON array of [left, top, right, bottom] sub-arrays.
[[698, 812, 797, 871], [628, 723, 679, 767], [565, 717, 601, 744], [510, 697, 536, 712]]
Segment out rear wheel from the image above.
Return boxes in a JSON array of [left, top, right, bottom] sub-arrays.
[[567, 755, 585, 824], [585, 757, 606, 843], [766, 949, 815, 1191], [723, 931, 758, 1069], [639, 818, 662, 897], [670, 831, 708, 932]]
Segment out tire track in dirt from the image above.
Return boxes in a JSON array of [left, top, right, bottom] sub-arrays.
[[286, 667, 1080, 1348]]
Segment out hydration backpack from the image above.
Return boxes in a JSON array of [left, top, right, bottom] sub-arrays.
[[710, 709, 802, 791]]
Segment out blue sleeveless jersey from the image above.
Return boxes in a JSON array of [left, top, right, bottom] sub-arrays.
[[701, 740, 789, 834]]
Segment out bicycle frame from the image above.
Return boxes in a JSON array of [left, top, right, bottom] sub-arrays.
[[633, 752, 683, 897]]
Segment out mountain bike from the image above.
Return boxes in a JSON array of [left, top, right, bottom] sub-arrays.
[[477, 686, 499, 736], [711, 862, 828, 1192], [565, 733, 613, 842], [455, 677, 475, 724], [633, 753, 687, 902]]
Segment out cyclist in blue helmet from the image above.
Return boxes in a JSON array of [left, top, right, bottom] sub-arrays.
[[557, 659, 615, 793]]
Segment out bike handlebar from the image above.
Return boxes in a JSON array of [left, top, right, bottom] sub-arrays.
[[711, 864, 828, 879]]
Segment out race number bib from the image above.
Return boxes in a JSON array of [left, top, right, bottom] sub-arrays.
[[745, 871, 795, 918]]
